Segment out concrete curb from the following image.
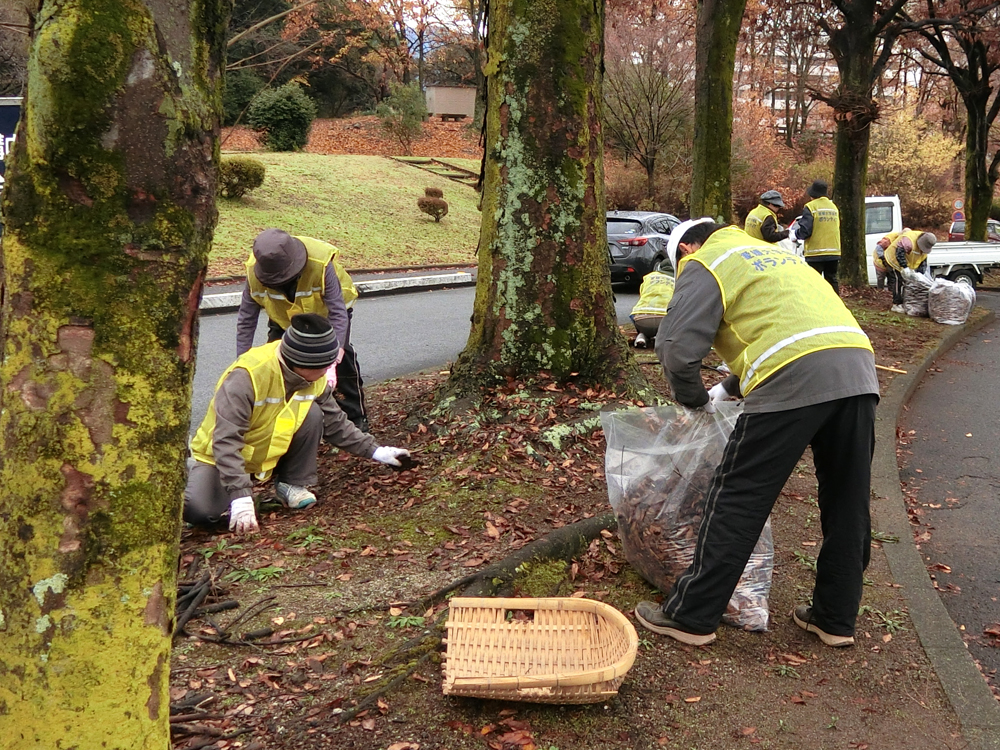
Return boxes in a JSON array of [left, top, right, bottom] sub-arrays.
[[199, 271, 476, 313], [870, 306, 1000, 750]]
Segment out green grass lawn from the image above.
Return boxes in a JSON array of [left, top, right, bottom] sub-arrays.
[[212, 153, 481, 278]]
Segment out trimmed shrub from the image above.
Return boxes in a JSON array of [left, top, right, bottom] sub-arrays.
[[219, 157, 266, 199], [247, 83, 317, 152], [417, 187, 448, 222], [377, 82, 427, 155]]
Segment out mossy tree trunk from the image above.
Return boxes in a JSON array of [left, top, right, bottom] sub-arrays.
[[448, 0, 644, 395], [689, 0, 746, 223], [819, 0, 908, 288], [0, 1, 228, 747]]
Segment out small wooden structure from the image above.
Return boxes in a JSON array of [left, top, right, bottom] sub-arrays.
[[425, 86, 476, 121], [442, 596, 639, 704]]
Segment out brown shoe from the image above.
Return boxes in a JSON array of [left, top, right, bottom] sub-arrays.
[[792, 605, 854, 647], [634, 601, 716, 646]]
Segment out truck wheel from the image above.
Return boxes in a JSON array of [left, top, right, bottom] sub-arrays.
[[948, 268, 978, 289]]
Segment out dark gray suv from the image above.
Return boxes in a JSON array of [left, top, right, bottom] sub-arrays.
[[607, 210, 681, 284]]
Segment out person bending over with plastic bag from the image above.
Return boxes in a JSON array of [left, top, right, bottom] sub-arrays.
[[633, 219, 880, 649], [630, 260, 675, 349], [872, 229, 936, 313], [185, 314, 411, 535]]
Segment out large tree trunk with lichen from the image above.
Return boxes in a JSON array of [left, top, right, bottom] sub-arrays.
[[689, 0, 746, 223], [447, 0, 644, 396], [0, 1, 228, 746], [828, 21, 877, 289], [963, 87, 996, 242]]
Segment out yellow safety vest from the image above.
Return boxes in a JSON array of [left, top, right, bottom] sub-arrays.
[[678, 226, 873, 395], [803, 197, 840, 258], [245, 237, 359, 328], [190, 342, 326, 479], [631, 271, 675, 317], [744, 204, 778, 242], [880, 229, 928, 272]]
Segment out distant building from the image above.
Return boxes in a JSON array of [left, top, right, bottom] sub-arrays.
[[424, 86, 476, 121]]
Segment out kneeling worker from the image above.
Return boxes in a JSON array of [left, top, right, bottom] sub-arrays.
[[630, 260, 675, 348], [635, 219, 879, 649], [186, 314, 410, 535]]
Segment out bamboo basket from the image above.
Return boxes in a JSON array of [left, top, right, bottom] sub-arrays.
[[442, 597, 639, 704]]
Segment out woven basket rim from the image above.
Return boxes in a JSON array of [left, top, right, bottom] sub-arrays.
[[444, 596, 639, 691]]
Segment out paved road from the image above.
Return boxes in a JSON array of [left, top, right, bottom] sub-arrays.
[[899, 290, 1000, 685], [191, 285, 640, 429]]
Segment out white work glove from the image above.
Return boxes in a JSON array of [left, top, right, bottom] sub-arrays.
[[707, 382, 731, 402], [228, 496, 259, 535], [787, 228, 797, 242], [373, 446, 411, 467], [688, 400, 716, 414], [325, 362, 339, 390]]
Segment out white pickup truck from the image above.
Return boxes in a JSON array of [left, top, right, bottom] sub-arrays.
[[864, 195, 1000, 289]]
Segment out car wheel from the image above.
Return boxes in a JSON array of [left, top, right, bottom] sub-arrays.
[[948, 268, 978, 289]]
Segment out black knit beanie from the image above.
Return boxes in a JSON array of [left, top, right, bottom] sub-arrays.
[[280, 314, 340, 369]]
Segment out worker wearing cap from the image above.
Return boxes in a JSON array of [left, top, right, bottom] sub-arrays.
[[236, 229, 370, 433], [794, 180, 841, 294], [634, 219, 879, 650], [744, 190, 790, 244], [872, 229, 936, 313], [186, 313, 411, 535]]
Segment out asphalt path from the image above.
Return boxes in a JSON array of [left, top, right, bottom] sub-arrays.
[[191, 284, 640, 430], [899, 289, 1000, 684]]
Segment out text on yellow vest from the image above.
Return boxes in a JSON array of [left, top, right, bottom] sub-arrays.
[[190, 341, 326, 479], [803, 196, 841, 257], [677, 226, 872, 395], [631, 271, 675, 317]]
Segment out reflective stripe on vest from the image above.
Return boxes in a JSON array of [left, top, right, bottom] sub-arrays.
[[678, 226, 872, 395], [189, 341, 325, 479], [246, 242, 333, 329], [744, 204, 777, 242], [803, 197, 840, 257], [631, 271, 675, 317], [297, 236, 359, 309], [883, 229, 928, 272]]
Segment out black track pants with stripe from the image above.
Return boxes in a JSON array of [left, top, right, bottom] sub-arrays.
[[663, 394, 878, 637]]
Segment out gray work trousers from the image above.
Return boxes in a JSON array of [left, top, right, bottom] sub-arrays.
[[183, 402, 324, 525]]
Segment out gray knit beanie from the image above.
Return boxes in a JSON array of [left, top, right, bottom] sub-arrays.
[[280, 314, 340, 369]]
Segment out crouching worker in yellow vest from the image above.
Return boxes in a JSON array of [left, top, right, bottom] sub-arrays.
[[186, 314, 411, 535], [872, 229, 936, 313], [634, 219, 879, 649], [630, 260, 675, 348]]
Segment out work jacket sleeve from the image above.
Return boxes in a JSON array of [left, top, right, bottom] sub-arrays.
[[317, 388, 379, 458], [760, 214, 789, 243], [236, 285, 261, 357], [322, 263, 350, 348], [209, 368, 257, 500], [796, 207, 814, 240], [655, 263, 725, 408]]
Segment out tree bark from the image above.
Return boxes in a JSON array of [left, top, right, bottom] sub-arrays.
[[689, 0, 747, 222], [448, 0, 644, 395], [0, 1, 228, 746]]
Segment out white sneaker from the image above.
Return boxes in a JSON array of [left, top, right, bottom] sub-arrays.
[[890, 304, 905, 314], [634, 333, 648, 348], [275, 482, 317, 510]]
